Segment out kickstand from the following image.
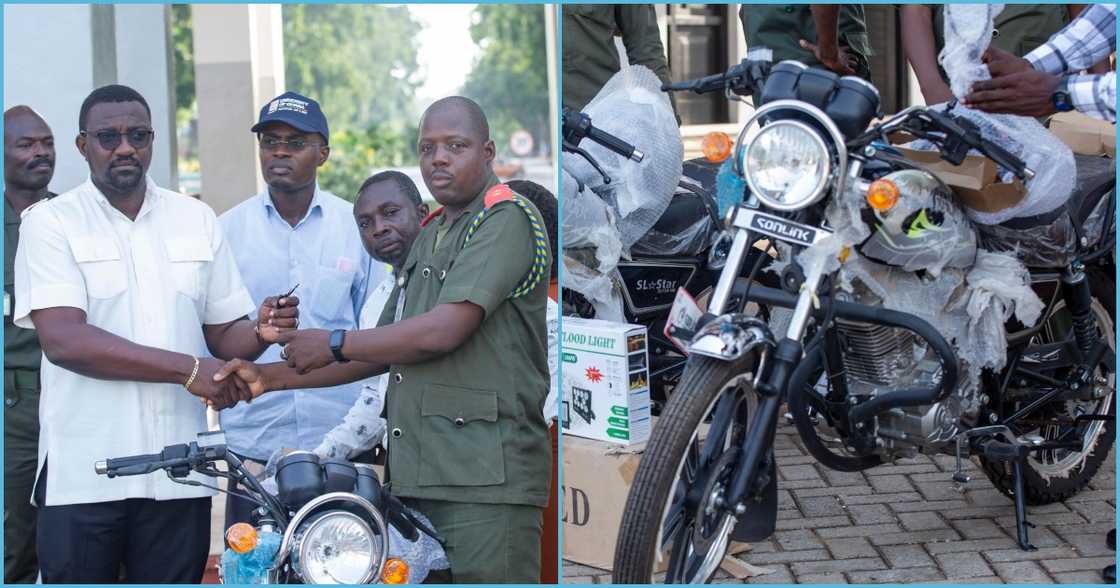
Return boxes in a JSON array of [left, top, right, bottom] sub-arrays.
[[1011, 461, 1038, 551]]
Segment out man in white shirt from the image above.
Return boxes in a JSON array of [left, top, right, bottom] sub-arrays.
[[13, 84, 296, 583]]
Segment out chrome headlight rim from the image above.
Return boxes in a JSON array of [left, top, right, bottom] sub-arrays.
[[274, 492, 389, 585], [293, 510, 377, 585], [731, 99, 849, 210], [743, 119, 832, 212]]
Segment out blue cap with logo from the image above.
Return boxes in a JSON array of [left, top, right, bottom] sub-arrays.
[[251, 91, 329, 144]]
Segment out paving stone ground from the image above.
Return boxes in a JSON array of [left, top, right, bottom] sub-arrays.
[[562, 420, 1116, 584]]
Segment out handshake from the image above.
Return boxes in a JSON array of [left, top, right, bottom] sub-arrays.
[[188, 292, 299, 410]]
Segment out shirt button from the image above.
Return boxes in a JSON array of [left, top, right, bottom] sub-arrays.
[[421, 267, 432, 278], [454, 418, 465, 427], [393, 373, 403, 384], [438, 270, 447, 281], [5, 397, 15, 407], [391, 428, 402, 438], [397, 276, 407, 288]]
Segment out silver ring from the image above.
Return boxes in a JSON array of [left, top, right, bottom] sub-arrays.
[[294, 317, 299, 328], [280, 346, 289, 360]]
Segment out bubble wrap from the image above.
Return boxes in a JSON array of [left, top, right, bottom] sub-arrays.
[[561, 168, 627, 321], [387, 508, 450, 583], [562, 65, 683, 251], [974, 213, 1078, 268], [939, 4, 1004, 99]]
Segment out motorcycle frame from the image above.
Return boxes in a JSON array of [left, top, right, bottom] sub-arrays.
[[692, 155, 1115, 535]]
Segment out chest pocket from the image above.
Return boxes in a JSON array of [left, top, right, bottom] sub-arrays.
[[72, 236, 127, 299], [418, 384, 505, 487], [312, 267, 356, 328], [165, 237, 213, 301]]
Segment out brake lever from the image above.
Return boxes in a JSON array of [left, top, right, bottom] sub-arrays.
[[563, 140, 612, 185]]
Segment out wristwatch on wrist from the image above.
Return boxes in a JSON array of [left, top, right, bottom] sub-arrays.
[[329, 329, 349, 363], [1052, 78, 1075, 112]]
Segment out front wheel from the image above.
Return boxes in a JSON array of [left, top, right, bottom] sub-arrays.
[[612, 355, 758, 584]]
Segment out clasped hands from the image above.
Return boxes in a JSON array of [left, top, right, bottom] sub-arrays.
[[189, 294, 300, 409]]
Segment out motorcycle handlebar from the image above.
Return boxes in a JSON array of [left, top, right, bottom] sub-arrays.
[[561, 109, 644, 162], [96, 443, 202, 478], [661, 58, 768, 96]]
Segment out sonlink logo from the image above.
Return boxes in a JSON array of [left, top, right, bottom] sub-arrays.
[[753, 216, 813, 243]]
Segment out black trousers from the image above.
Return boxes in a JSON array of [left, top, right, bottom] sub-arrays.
[[35, 468, 210, 584]]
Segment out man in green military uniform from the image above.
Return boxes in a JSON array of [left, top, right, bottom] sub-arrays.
[[222, 96, 552, 583], [3, 106, 55, 584], [902, 4, 1109, 105], [740, 5, 873, 80], [563, 4, 675, 112]]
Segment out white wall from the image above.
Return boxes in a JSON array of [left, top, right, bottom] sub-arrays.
[[4, 4, 176, 194]]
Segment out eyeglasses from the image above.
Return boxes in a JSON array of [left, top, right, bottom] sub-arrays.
[[259, 136, 322, 153], [80, 128, 154, 151]]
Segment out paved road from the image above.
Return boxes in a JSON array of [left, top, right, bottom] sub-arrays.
[[563, 420, 1117, 584]]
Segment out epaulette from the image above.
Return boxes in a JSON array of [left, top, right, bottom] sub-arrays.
[[420, 206, 445, 228], [463, 183, 549, 299]]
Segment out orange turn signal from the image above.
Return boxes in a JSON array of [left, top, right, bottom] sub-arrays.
[[702, 131, 734, 163], [226, 522, 259, 554], [381, 558, 410, 584], [866, 179, 900, 212]]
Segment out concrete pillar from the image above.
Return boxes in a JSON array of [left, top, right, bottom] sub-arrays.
[[544, 4, 559, 193], [191, 4, 284, 214], [4, 4, 176, 194]]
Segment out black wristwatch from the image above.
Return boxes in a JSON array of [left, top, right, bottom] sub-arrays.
[[329, 329, 349, 363], [1052, 77, 1075, 112]]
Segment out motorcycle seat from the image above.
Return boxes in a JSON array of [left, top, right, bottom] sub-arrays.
[[1068, 153, 1115, 226], [650, 188, 716, 236]]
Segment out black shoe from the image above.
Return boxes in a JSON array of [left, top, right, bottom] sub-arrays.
[[1108, 529, 1116, 551], [1102, 564, 1115, 584]]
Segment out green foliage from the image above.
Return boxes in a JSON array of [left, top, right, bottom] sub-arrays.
[[317, 124, 418, 201], [170, 4, 195, 124], [283, 5, 423, 138], [461, 5, 550, 157]]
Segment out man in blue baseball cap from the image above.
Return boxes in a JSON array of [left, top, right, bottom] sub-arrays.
[[216, 91, 386, 531]]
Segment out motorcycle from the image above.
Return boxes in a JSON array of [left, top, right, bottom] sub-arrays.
[[610, 59, 1116, 583], [95, 431, 449, 584], [561, 108, 773, 411]]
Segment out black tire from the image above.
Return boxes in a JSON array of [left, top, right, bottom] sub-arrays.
[[612, 354, 755, 584], [979, 266, 1115, 505]]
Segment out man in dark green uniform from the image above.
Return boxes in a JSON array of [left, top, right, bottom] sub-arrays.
[[3, 106, 55, 584], [902, 4, 1107, 105], [263, 96, 552, 583], [740, 5, 873, 80], [563, 4, 675, 111]]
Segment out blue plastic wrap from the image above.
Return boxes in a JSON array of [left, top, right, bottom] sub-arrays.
[[715, 158, 747, 218], [220, 529, 282, 584]]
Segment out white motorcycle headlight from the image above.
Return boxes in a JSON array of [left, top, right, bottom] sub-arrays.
[[742, 120, 831, 211], [293, 511, 382, 584]]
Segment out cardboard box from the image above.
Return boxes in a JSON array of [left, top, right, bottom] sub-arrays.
[[562, 432, 753, 575], [893, 144, 1028, 215], [1049, 111, 1117, 156], [561, 317, 652, 445]]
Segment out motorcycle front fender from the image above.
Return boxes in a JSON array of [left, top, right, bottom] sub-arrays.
[[730, 452, 778, 542], [688, 313, 776, 362]]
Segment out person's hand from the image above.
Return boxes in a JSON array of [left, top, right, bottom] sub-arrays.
[[800, 39, 857, 76], [256, 295, 301, 344], [188, 357, 254, 410], [962, 69, 1061, 117], [982, 47, 1034, 78], [277, 328, 335, 374], [214, 358, 268, 399]]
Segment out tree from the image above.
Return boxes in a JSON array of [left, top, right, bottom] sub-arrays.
[[461, 5, 550, 158], [170, 5, 195, 123]]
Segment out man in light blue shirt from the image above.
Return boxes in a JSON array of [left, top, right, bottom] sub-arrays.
[[218, 92, 387, 530]]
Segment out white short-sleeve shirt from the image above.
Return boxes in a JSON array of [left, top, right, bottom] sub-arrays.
[[13, 177, 255, 506]]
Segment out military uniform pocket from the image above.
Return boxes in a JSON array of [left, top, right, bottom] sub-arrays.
[[418, 384, 505, 487]]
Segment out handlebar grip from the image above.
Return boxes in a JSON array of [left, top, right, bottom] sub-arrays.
[[98, 452, 162, 476], [978, 138, 1034, 181], [587, 126, 644, 162]]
